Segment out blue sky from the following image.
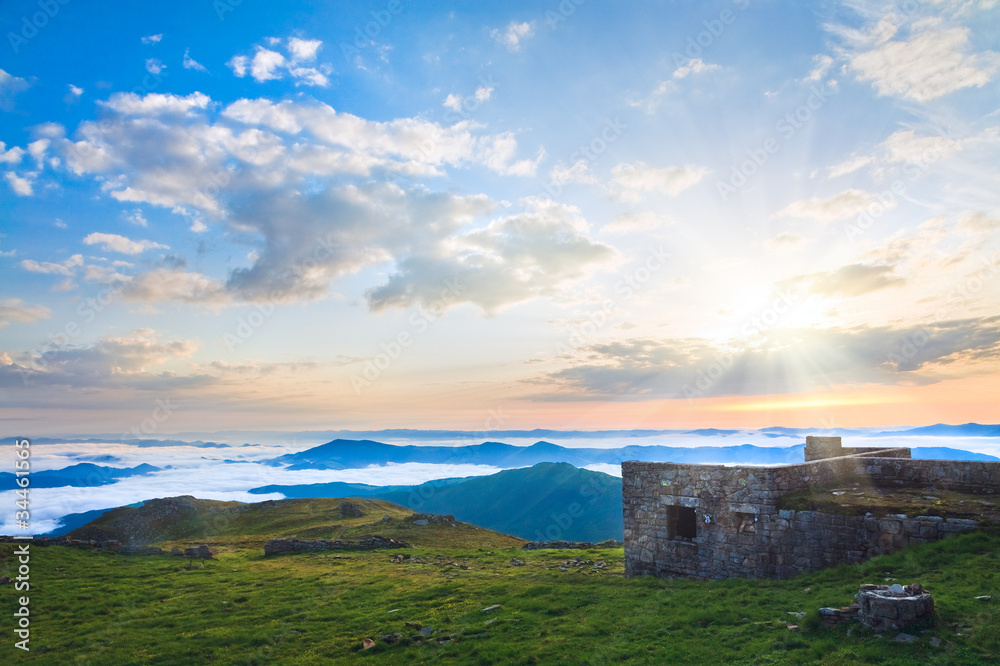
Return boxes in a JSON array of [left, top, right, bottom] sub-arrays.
[[1, 0, 999, 435]]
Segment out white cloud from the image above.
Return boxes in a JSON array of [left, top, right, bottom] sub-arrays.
[[288, 67, 328, 87], [0, 298, 51, 328], [27, 138, 49, 168], [125, 269, 227, 305], [0, 141, 24, 164], [99, 91, 211, 116], [0, 68, 30, 110], [288, 37, 322, 62], [67, 84, 84, 97], [125, 209, 148, 227], [21, 254, 84, 276], [442, 93, 463, 112], [145, 58, 166, 75], [550, 160, 598, 186], [673, 58, 720, 79], [774, 188, 891, 221], [83, 232, 169, 255], [49, 92, 580, 307], [183, 49, 208, 72], [250, 48, 287, 81], [475, 85, 494, 103], [492, 21, 534, 52], [227, 54, 249, 77], [4, 171, 34, 196], [365, 197, 618, 314], [604, 211, 672, 234], [826, 126, 998, 179], [5, 328, 199, 389], [228, 38, 331, 86], [847, 23, 999, 102], [610, 162, 707, 200], [802, 54, 835, 83], [141, 34, 163, 45], [828, 154, 875, 178], [764, 232, 807, 253]]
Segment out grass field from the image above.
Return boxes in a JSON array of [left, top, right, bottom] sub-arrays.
[[2, 501, 999, 664]]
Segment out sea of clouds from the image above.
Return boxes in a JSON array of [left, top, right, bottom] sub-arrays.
[[5, 432, 998, 534]]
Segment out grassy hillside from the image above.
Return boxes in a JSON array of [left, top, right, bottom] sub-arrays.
[[68, 496, 525, 550], [372, 462, 623, 542], [2, 524, 999, 664], [252, 462, 624, 542]]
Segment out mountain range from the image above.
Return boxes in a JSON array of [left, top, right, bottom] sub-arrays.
[[1, 462, 161, 490], [266, 439, 998, 471], [250, 462, 623, 542]]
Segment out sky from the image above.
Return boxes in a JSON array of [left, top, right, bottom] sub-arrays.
[[1, 0, 999, 436]]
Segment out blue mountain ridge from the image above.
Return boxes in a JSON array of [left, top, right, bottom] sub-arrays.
[[0, 463, 161, 491]]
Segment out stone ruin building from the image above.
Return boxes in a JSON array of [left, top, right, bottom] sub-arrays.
[[623, 436, 1000, 580]]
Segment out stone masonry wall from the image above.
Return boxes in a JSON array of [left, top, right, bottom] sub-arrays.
[[623, 451, 995, 580]]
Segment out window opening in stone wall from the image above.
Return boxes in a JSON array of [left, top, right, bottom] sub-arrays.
[[736, 512, 756, 533], [667, 505, 697, 539]]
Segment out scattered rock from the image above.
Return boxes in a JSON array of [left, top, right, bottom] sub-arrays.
[[362, 638, 375, 650], [184, 544, 213, 559], [338, 502, 364, 518], [379, 631, 403, 644], [894, 633, 917, 643], [509, 557, 525, 567], [975, 595, 992, 601], [264, 535, 409, 556], [482, 604, 502, 613], [0, 575, 10, 585], [521, 539, 623, 550], [419, 626, 433, 637], [930, 636, 942, 647], [787, 624, 800, 632]]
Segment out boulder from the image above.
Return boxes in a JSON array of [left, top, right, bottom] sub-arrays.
[[338, 502, 364, 518]]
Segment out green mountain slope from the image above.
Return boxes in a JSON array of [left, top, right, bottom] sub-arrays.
[[66, 495, 525, 550], [372, 462, 623, 542]]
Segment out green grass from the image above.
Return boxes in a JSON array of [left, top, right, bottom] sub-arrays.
[[3, 527, 1000, 664]]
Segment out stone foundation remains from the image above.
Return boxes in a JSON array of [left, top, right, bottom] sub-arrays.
[[856, 583, 934, 631], [623, 436, 996, 579]]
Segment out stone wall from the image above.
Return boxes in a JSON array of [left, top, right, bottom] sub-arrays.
[[622, 446, 996, 580]]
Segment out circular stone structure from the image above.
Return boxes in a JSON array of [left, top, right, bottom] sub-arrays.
[[855, 583, 934, 631]]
